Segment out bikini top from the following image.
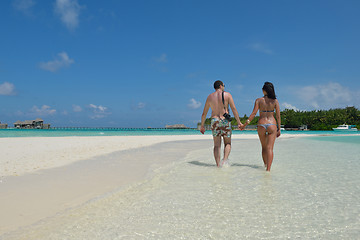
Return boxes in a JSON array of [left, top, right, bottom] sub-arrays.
[[261, 95, 275, 112]]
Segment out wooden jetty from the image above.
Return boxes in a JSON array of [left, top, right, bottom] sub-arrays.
[[51, 127, 196, 130]]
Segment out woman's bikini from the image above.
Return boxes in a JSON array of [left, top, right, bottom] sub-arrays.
[[258, 110, 277, 130]]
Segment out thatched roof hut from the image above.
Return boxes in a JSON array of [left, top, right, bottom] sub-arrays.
[[165, 124, 188, 129], [14, 119, 48, 129]]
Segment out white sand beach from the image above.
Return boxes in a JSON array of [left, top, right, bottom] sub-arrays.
[[0, 134, 307, 177], [1, 135, 211, 177], [0, 134, 258, 236], [1, 133, 358, 239]]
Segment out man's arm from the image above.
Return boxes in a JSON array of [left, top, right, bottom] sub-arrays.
[[200, 96, 211, 134], [228, 92, 243, 129]]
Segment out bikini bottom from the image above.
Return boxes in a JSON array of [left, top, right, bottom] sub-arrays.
[[258, 123, 276, 131]]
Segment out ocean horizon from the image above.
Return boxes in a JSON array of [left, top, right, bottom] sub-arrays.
[[1, 128, 360, 138]]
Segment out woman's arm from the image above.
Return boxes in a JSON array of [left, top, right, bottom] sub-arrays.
[[243, 99, 259, 128], [275, 99, 281, 137]]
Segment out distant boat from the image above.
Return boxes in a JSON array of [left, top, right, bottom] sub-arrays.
[[332, 124, 358, 131]]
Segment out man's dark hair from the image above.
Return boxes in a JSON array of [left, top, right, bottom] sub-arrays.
[[214, 80, 224, 90]]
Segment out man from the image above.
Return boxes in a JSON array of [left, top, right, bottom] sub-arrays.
[[200, 80, 243, 167]]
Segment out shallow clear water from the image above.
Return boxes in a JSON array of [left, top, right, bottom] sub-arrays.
[[0, 128, 203, 138], [1, 128, 359, 138], [4, 136, 360, 239]]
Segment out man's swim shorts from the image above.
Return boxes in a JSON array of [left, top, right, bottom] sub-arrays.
[[211, 118, 232, 138]]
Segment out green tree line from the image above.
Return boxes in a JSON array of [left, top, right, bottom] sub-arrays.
[[280, 106, 360, 130], [202, 106, 360, 130]]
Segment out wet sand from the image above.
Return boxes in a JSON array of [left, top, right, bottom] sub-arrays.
[[0, 134, 316, 237]]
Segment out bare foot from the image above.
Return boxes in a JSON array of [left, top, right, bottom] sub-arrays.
[[221, 159, 230, 167]]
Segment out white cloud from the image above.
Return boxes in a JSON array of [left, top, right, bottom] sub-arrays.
[[151, 53, 168, 72], [282, 102, 299, 111], [297, 82, 357, 109], [154, 53, 168, 63], [0, 82, 16, 95], [30, 105, 57, 116], [188, 98, 201, 109], [39, 52, 74, 72], [13, 0, 35, 14], [90, 115, 106, 120], [72, 104, 82, 112], [89, 104, 107, 112], [248, 43, 273, 55], [131, 102, 147, 110], [55, 0, 83, 31], [137, 102, 146, 109], [88, 104, 110, 119]]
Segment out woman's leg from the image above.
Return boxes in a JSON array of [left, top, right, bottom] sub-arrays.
[[265, 125, 277, 171], [257, 126, 268, 166]]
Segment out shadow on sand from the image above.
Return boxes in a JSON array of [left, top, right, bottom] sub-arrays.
[[188, 161, 263, 170]]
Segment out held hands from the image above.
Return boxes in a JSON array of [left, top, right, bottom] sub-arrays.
[[277, 129, 281, 138], [200, 126, 205, 134], [239, 119, 250, 131], [239, 123, 246, 131]]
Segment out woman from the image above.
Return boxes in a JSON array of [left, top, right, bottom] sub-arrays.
[[242, 82, 281, 171]]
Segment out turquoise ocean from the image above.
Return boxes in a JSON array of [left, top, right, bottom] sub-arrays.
[[2, 130, 360, 239], [1, 128, 360, 138]]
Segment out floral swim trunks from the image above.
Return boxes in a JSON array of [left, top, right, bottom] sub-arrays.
[[211, 118, 232, 138]]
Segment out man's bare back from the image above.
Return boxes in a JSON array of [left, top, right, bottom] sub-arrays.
[[206, 90, 229, 119], [201, 89, 241, 127], [200, 86, 242, 134]]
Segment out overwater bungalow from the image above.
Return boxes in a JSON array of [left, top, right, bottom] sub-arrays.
[[0, 121, 8, 129], [14, 118, 50, 129], [166, 124, 189, 129]]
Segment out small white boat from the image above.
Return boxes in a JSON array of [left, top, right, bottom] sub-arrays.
[[332, 124, 358, 131]]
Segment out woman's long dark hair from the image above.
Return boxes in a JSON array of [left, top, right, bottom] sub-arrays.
[[262, 82, 276, 99]]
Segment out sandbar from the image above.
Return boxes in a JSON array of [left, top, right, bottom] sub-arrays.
[[0, 133, 321, 237]]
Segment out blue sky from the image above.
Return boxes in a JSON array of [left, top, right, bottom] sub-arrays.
[[1, 0, 360, 128]]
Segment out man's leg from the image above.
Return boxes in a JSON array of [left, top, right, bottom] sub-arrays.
[[213, 136, 222, 167], [222, 136, 231, 164]]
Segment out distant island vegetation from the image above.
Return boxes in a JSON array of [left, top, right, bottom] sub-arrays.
[[202, 106, 360, 130]]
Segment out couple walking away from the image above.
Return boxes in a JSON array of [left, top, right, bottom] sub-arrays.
[[200, 80, 281, 171]]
